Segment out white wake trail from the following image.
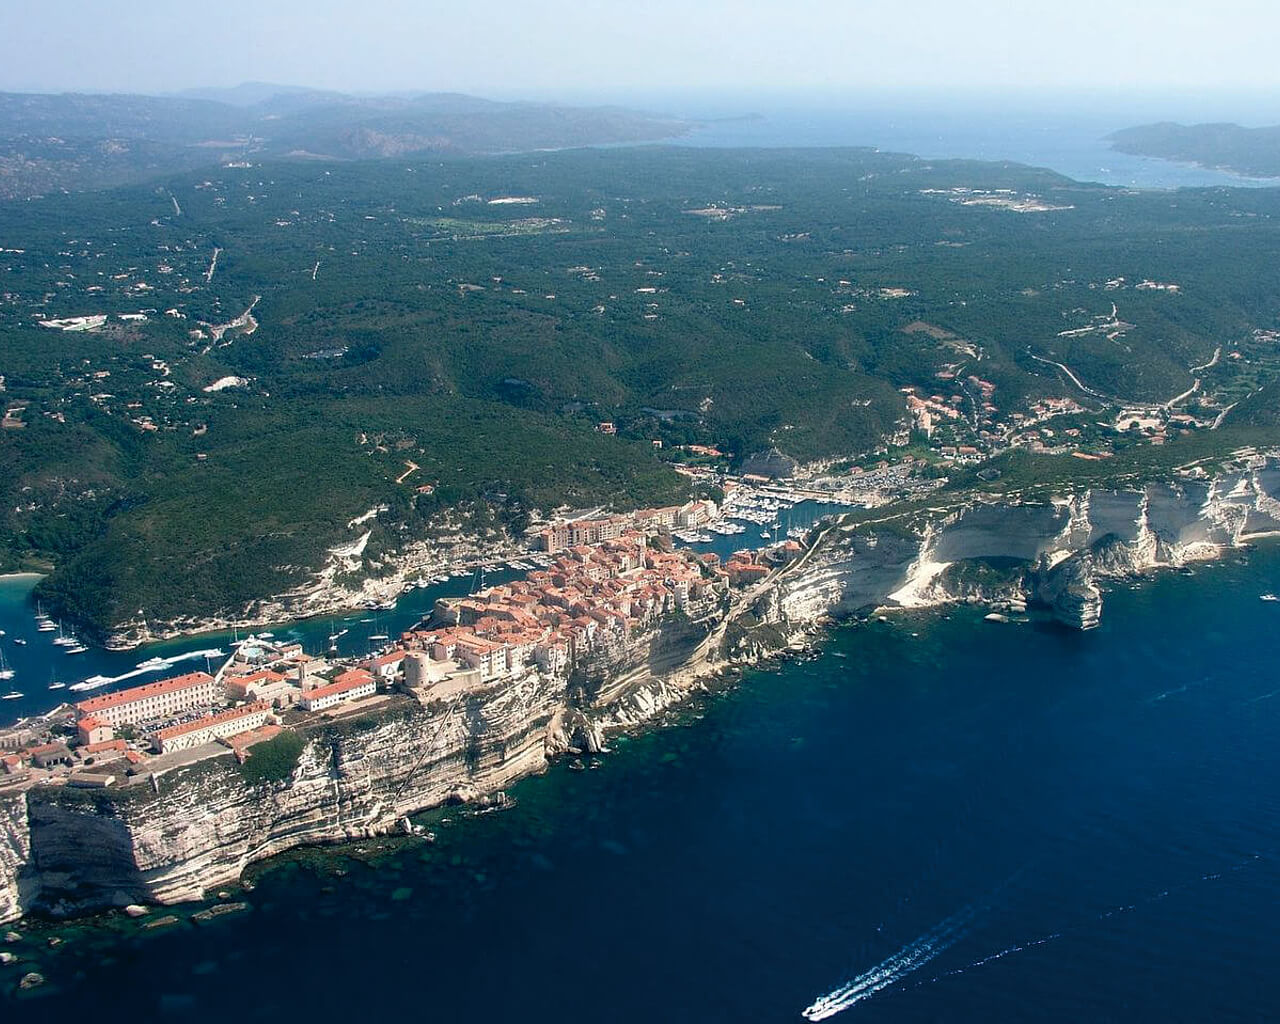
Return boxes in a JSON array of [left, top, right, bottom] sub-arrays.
[[802, 911, 972, 1020]]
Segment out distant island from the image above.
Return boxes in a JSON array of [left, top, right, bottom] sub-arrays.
[[1108, 121, 1280, 179]]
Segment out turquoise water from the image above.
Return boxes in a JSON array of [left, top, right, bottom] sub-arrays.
[[4, 544, 1279, 1020]]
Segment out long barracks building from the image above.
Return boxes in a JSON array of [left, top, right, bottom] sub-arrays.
[[74, 672, 220, 729]]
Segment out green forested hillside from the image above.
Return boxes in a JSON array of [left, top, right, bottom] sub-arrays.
[[3, 145, 1279, 633]]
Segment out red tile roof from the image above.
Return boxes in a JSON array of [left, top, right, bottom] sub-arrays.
[[83, 739, 128, 755], [154, 701, 269, 741], [76, 672, 216, 715], [226, 670, 286, 692], [305, 673, 375, 702]]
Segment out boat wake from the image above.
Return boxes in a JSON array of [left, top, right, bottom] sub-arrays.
[[67, 648, 225, 692], [801, 908, 974, 1020], [802, 849, 1272, 1019]]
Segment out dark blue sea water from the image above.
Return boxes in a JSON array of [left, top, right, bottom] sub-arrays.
[[4, 544, 1279, 1020]]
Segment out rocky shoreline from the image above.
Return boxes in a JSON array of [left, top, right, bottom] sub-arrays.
[[3, 459, 1279, 925]]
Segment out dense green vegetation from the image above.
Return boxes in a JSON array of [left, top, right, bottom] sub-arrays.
[[238, 730, 306, 785], [2, 144, 1279, 635]]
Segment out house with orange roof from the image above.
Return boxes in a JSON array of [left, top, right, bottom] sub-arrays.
[[77, 716, 114, 746], [362, 650, 405, 681], [225, 669, 287, 700]]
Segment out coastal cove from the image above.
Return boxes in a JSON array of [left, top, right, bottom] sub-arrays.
[[2, 542, 1279, 1020]]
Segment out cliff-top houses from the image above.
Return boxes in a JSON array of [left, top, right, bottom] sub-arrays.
[[6, 508, 783, 790]]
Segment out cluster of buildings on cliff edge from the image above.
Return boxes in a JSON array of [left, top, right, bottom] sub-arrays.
[[1, 526, 804, 791], [533, 500, 716, 553]]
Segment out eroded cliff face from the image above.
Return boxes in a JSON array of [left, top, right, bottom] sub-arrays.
[[0, 618, 723, 924], [762, 462, 1280, 636], [2, 461, 1278, 924], [0, 791, 31, 924]]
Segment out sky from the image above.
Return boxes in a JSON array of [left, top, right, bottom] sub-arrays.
[[2, 0, 1279, 104]]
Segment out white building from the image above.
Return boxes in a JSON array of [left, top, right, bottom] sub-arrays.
[[299, 670, 377, 712]]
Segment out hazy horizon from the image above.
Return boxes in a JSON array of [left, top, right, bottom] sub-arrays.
[[4, 0, 1280, 120], [2, 81, 1278, 134]]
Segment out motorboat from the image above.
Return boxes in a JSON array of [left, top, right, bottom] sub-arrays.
[[69, 675, 112, 692]]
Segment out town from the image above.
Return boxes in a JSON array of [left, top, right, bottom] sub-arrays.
[[0, 497, 814, 792]]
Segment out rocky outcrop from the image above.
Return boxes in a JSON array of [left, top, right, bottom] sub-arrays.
[[1032, 552, 1103, 629], [0, 616, 723, 924], [752, 460, 1280, 643]]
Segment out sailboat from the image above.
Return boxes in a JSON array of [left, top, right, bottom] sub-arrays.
[[0, 648, 14, 681]]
